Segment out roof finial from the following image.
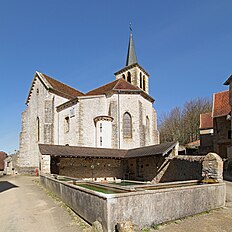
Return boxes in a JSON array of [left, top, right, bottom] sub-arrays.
[[126, 23, 137, 66]]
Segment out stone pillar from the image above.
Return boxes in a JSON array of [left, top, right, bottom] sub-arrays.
[[41, 155, 51, 175], [202, 153, 223, 182]]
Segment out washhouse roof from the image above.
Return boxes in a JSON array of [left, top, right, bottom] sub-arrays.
[[39, 142, 177, 159]]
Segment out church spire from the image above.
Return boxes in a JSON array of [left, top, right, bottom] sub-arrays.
[[126, 23, 137, 66]]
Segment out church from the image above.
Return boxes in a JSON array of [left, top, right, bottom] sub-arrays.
[[19, 31, 161, 174]]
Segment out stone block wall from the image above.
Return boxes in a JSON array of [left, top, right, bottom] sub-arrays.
[[19, 75, 67, 169], [213, 116, 231, 159], [158, 158, 203, 183], [57, 157, 124, 179]]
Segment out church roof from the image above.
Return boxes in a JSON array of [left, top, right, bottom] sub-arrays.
[[212, 90, 230, 118], [41, 73, 85, 98], [126, 32, 137, 66], [86, 78, 138, 95], [26, 72, 85, 105], [39, 142, 177, 159], [86, 78, 154, 102]]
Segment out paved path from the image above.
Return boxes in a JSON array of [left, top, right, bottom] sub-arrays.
[[0, 175, 90, 232], [157, 181, 232, 232]]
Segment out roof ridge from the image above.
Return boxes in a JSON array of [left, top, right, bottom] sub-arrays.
[[86, 79, 120, 94], [114, 78, 141, 91], [214, 89, 229, 95]]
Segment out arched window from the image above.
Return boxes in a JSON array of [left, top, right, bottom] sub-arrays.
[[122, 74, 126, 79], [36, 117, 40, 142], [127, 72, 131, 83], [143, 76, 146, 91], [146, 116, 150, 141], [123, 112, 132, 138], [64, 116, 70, 133], [140, 72, 142, 88]]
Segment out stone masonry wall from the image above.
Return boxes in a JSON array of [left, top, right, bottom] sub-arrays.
[[213, 116, 231, 159], [19, 75, 67, 169], [58, 157, 124, 179]]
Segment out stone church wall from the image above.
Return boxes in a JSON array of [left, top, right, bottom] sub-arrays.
[[19, 76, 67, 171]]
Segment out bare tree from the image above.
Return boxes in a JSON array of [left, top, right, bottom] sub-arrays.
[[158, 97, 212, 144]]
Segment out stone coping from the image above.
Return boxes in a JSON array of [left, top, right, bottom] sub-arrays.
[[42, 174, 225, 200]]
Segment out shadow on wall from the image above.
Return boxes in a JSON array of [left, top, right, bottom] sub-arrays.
[[159, 159, 202, 183], [0, 181, 18, 193]]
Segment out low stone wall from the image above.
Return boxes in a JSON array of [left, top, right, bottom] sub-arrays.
[[40, 175, 226, 232], [18, 166, 38, 175]]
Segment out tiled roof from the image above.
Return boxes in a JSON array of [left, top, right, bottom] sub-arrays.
[[26, 72, 85, 105], [185, 140, 200, 148], [41, 73, 85, 98], [86, 78, 154, 102], [213, 90, 230, 118], [200, 112, 213, 129], [39, 142, 177, 159], [126, 142, 177, 158], [86, 78, 139, 96]]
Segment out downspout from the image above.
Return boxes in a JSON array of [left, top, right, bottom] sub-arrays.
[[58, 111, 60, 144], [118, 90, 121, 149]]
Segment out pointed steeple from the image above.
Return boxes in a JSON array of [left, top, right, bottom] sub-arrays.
[[126, 25, 137, 66]]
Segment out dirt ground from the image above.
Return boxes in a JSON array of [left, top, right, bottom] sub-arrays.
[[151, 180, 232, 232], [1, 175, 232, 232], [0, 175, 90, 232]]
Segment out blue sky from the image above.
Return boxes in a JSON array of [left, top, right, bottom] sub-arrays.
[[0, 0, 232, 153]]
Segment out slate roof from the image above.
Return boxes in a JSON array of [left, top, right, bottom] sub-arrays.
[[200, 112, 213, 129], [212, 90, 230, 118], [126, 32, 137, 66], [39, 142, 177, 159]]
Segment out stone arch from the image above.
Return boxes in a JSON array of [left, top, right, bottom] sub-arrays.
[[140, 72, 142, 89], [143, 75, 146, 91]]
